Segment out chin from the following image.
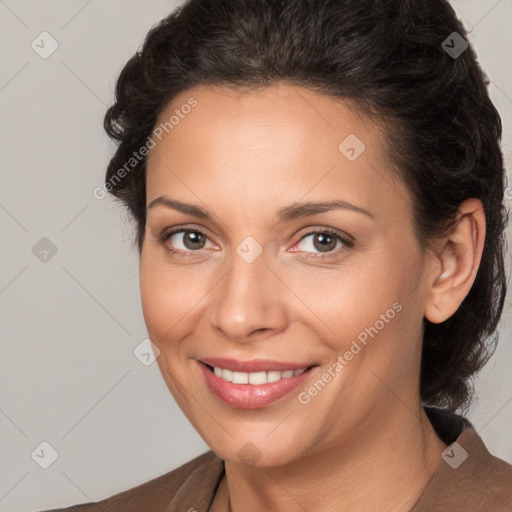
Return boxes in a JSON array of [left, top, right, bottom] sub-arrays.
[[202, 431, 308, 468]]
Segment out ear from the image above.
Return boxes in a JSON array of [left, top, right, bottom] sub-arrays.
[[424, 198, 486, 324]]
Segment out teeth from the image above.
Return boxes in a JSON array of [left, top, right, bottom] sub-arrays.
[[232, 371, 249, 384], [211, 366, 308, 384], [249, 371, 267, 385], [267, 371, 282, 383]]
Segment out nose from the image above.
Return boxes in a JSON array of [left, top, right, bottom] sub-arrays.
[[209, 247, 289, 343]]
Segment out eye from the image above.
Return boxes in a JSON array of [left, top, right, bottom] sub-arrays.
[[158, 227, 216, 257], [157, 225, 354, 260], [292, 229, 354, 259]]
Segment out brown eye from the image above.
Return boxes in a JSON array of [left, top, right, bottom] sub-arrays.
[[173, 231, 207, 250], [312, 233, 338, 252], [160, 228, 213, 254], [294, 229, 354, 259]]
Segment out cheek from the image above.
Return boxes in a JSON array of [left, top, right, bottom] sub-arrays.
[[298, 254, 415, 361], [140, 258, 164, 331], [336, 262, 425, 376], [139, 252, 183, 341], [139, 249, 213, 349], [294, 261, 401, 334]]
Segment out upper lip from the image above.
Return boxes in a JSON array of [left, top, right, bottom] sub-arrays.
[[198, 357, 314, 372]]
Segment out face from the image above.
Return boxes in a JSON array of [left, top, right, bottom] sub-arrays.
[[140, 84, 432, 467]]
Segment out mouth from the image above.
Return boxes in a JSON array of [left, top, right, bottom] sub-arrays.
[[197, 358, 319, 409]]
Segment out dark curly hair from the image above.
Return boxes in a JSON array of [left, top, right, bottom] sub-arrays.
[[103, 0, 509, 413]]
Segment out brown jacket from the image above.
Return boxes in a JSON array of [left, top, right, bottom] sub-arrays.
[[40, 407, 512, 512]]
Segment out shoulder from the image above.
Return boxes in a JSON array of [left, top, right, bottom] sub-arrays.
[[415, 408, 512, 510], [36, 450, 223, 512], [441, 426, 512, 509], [471, 436, 512, 507]]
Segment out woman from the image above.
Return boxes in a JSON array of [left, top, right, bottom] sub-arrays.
[[42, 0, 512, 510]]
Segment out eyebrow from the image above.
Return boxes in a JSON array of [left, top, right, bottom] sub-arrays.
[[147, 196, 375, 222]]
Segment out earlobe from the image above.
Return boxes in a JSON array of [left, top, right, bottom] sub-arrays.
[[424, 198, 486, 324]]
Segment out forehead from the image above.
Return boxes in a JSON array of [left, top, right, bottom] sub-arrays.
[[151, 83, 379, 156], [145, 84, 411, 228]]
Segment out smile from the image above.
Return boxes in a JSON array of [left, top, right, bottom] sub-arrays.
[[197, 358, 318, 409]]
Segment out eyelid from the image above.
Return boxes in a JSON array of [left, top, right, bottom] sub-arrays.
[[295, 226, 355, 244]]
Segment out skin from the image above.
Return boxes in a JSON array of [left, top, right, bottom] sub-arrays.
[[139, 83, 486, 512]]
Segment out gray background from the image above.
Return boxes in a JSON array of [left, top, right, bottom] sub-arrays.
[[0, 1, 511, 510]]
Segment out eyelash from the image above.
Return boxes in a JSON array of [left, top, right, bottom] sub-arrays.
[[158, 225, 354, 261]]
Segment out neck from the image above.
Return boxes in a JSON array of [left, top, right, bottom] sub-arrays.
[[214, 404, 448, 512]]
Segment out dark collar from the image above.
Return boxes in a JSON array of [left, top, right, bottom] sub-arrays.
[[424, 405, 473, 444]]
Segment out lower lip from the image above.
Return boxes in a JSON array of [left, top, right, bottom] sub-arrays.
[[198, 361, 316, 409]]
